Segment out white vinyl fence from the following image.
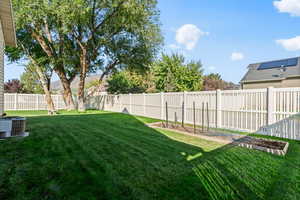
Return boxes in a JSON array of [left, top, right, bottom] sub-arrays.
[[4, 93, 66, 111], [86, 87, 300, 140]]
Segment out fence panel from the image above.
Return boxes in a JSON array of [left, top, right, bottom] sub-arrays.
[[87, 87, 300, 140], [86, 95, 105, 110], [120, 94, 131, 113], [221, 89, 268, 132], [164, 92, 183, 122], [105, 95, 120, 112], [131, 94, 144, 116], [145, 93, 161, 119], [258, 114, 300, 140], [185, 91, 217, 127], [4, 93, 66, 111], [274, 88, 300, 121], [4, 94, 15, 110]]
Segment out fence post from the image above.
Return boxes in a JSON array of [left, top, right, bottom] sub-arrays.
[[129, 93, 132, 114], [160, 92, 164, 120], [216, 89, 222, 128], [119, 95, 122, 112], [267, 87, 275, 125], [56, 95, 59, 110], [14, 93, 18, 110], [143, 93, 146, 116], [36, 95, 39, 110], [183, 91, 187, 122]]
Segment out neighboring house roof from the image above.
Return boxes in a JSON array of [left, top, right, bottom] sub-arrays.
[[0, 0, 16, 47], [241, 57, 300, 83]]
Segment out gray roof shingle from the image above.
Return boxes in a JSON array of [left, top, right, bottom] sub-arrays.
[[241, 57, 300, 83]]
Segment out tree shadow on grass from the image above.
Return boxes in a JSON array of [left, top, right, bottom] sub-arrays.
[[0, 112, 299, 200]]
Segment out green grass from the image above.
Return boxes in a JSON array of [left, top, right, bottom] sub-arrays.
[[0, 111, 300, 200], [5, 110, 110, 117]]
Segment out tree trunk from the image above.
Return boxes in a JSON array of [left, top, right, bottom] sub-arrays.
[[34, 65, 56, 115], [44, 87, 56, 115], [56, 69, 76, 110], [77, 49, 88, 112], [32, 30, 76, 111]]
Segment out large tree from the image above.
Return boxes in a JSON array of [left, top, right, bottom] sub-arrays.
[[59, 0, 162, 111], [152, 53, 204, 92], [5, 30, 57, 114], [12, 0, 162, 111], [12, 0, 79, 110]]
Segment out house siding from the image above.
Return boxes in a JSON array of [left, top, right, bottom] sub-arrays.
[[282, 78, 300, 87], [242, 78, 300, 89], [242, 81, 283, 89], [0, 21, 4, 115], [0, 0, 16, 47]]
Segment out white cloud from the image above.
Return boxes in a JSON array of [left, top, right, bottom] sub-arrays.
[[175, 24, 208, 50], [274, 0, 300, 16], [231, 52, 244, 61], [276, 36, 300, 51]]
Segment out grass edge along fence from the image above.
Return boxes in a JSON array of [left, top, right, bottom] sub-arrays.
[[87, 87, 300, 141]]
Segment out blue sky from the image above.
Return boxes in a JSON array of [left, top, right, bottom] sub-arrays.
[[158, 0, 300, 83], [5, 0, 300, 83]]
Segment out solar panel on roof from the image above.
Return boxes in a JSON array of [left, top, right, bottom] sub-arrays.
[[287, 58, 298, 66], [258, 58, 298, 70]]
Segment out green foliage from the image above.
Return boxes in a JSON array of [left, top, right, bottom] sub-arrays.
[[65, 0, 163, 76], [20, 64, 44, 94], [4, 79, 24, 93], [10, 0, 79, 78], [107, 71, 149, 94], [152, 53, 204, 92], [203, 73, 239, 91], [107, 53, 205, 94], [205, 73, 222, 80], [85, 80, 102, 90]]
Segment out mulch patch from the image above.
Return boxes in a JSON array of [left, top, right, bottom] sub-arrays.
[[156, 122, 209, 134], [149, 122, 289, 156]]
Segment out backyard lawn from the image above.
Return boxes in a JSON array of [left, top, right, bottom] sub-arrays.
[[0, 111, 300, 200]]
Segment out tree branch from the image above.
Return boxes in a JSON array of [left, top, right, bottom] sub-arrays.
[[43, 19, 53, 43], [99, 59, 119, 82], [31, 30, 55, 58], [87, 1, 125, 43]]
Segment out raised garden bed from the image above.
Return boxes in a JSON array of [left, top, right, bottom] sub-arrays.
[[235, 137, 289, 156]]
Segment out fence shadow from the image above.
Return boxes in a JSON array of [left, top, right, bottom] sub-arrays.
[[1, 112, 299, 199], [257, 113, 300, 140]]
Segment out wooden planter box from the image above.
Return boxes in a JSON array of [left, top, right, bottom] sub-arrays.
[[235, 137, 289, 156]]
